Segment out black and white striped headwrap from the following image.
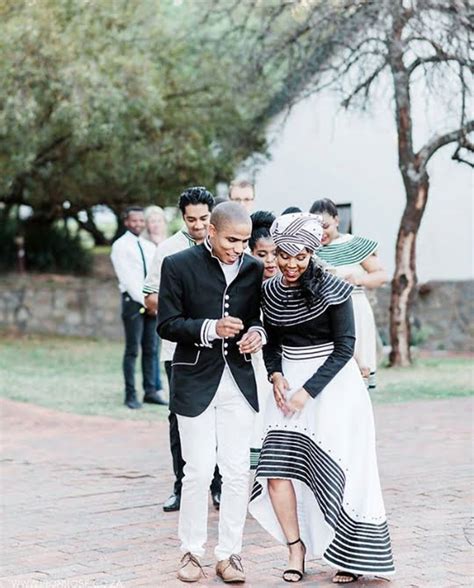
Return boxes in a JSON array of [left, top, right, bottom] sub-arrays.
[[270, 212, 323, 255]]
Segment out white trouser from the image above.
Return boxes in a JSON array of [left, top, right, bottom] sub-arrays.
[[177, 367, 255, 561]]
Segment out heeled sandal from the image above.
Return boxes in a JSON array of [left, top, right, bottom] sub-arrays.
[[283, 537, 306, 583], [332, 571, 361, 583]]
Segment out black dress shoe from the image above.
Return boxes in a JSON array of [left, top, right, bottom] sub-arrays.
[[212, 491, 221, 510], [125, 397, 142, 409], [163, 493, 181, 512], [143, 390, 168, 405]]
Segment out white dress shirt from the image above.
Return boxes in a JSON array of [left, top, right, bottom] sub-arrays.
[[205, 256, 266, 346], [110, 230, 156, 305], [141, 230, 196, 362], [143, 230, 195, 296]]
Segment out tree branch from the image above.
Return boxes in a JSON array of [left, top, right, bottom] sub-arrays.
[[452, 143, 474, 167], [34, 135, 72, 166], [341, 61, 387, 108], [418, 120, 474, 168], [407, 54, 470, 75]]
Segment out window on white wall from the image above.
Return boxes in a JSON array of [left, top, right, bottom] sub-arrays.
[[336, 203, 352, 233]]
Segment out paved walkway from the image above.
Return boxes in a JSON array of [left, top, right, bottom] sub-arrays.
[[1, 396, 472, 587]]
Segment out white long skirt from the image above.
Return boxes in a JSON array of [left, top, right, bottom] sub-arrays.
[[248, 344, 395, 577], [352, 290, 377, 390]]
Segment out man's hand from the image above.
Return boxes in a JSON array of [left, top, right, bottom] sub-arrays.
[[271, 373, 291, 415], [216, 316, 244, 338], [237, 331, 262, 354], [144, 293, 158, 316], [286, 388, 311, 416]]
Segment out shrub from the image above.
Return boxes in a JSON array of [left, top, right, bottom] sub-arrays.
[[24, 221, 92, 274], [0, 217, 92, 275]]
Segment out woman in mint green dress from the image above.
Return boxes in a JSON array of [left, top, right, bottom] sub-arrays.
[[310, 199, 387, 390]]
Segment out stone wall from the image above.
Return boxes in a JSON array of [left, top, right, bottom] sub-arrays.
[[0, 274, 124, 340], [0, 272, 472, 351], [371, 280, 473, 352]]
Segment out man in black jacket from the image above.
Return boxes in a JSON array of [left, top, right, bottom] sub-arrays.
[[158, 202, 265, 584]]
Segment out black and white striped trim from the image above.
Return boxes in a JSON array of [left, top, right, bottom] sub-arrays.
[[282, 343, 334, 361], [200, 319, 215, 348], [262, 272, 353, 327], [368, 370, 376, 391], [251, 430, 395, 575], [271, 213, 323, 256], [352, 285, 365, 293]]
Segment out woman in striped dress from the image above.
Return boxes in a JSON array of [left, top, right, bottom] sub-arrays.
[[310, 199, 387, 390], [248, 213, 394, 584]]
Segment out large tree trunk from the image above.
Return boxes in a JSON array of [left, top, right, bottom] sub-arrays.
[[72, 209, 110, 246], [389, 174, 429, 366]]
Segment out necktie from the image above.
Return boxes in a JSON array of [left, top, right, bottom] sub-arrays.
[[137, 239, 147, 278]]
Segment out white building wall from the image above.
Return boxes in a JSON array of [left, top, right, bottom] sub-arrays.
[[253, 93, 473, 282]]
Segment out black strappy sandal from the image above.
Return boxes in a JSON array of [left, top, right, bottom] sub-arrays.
[[282, 537, 306, 583], [332, 571, 361, 583]]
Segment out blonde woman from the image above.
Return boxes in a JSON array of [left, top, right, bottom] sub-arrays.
[[142, 205, 168, 403], [142, 205, 168, 246]]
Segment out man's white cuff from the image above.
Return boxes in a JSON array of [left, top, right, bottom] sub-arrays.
[[200, 319, 218, 347]]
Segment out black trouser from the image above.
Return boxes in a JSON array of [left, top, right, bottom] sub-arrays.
[[164, 361, 222, 496], [121, 294, 157, 400]]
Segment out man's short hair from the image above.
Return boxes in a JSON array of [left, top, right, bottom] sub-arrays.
[[210, 201, 251, 230], [123, 206, 144, 220], [178, 186, 215, 215], [228, 180, 255, 199]]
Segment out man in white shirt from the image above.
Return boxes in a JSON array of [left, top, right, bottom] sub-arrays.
[[111, 206, 164, 409], [143, 188, 222, 513]]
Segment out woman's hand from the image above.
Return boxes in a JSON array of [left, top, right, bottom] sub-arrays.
[[343, 272, 361, 286], [272, 373, 290, 414], [286, 387, 311, 416], [238, 331, 262, 354]]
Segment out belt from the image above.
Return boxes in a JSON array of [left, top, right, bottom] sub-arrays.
[[282, 343, 334, 360]]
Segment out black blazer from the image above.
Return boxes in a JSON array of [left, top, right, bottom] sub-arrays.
[[157, 241, 265, 417]]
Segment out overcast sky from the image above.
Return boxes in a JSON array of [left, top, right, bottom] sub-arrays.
[[252, 89, 473, 282]]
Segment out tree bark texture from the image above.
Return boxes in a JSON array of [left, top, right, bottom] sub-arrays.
[[388, 2, 419, 367], [389, 175, 429, 366]]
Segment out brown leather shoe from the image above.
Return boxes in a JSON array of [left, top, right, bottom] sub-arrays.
[[216, 554, 245, 583], [177, 552, 204, 583]]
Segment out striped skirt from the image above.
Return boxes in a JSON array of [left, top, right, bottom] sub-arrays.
[[248, 343, 395, 577], [250, 351, 273, 470]]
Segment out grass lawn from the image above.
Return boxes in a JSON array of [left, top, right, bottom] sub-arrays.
[[0, 334, 472, 421], [0, 334, 168, 421]]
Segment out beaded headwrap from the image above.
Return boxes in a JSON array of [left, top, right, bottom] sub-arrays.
[[270, 212, 323, 256]]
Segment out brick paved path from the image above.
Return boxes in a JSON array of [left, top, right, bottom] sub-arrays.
[[1, 397, 472, 587]]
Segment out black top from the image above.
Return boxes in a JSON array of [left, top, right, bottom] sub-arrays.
[[262, 273, 355, 398], [157, 241, 265, 417]]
